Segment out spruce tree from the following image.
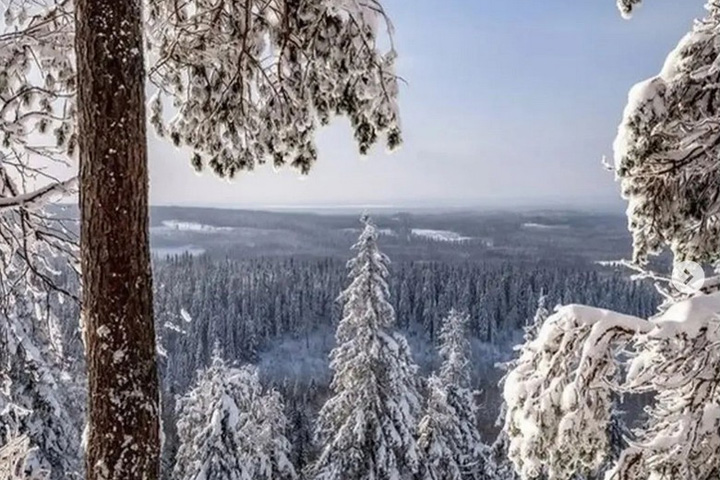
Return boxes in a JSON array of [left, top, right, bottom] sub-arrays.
[[491, 295, 550, 480], [0, 292, 81, 479], [173, 351, 296, 480], [417, 309, 487, 480], [312, 217, 421, 480]]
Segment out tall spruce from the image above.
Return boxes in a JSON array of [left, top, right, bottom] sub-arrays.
[[312, 217, 421, 480], [417, 309, 488, 480], [172, 351, 296, 480]]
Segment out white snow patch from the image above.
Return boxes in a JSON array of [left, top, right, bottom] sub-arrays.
[[160, 220, 233, 233], [342, 227, 397, 236], [411, 229, 471, 243], [522, 223, 570, 230], [650, 292, 720, 338]]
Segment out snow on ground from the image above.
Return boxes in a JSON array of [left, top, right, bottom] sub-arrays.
[[411, 229, 472, 243], [156, 220, 234, 233], [152, 245, 206, 257], [342, 227, 397, 236], [522, 223, 570, 230]]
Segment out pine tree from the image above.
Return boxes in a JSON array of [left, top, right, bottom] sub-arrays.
[[312, 217, 421, 480], [173, 351, 296, 480], [3, 1, 402, 476], [501, 3, 720, 480], [614, 0, 720, 267], [417, 310, 487, 480]]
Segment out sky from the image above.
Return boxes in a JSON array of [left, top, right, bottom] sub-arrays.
[[146, 0, 709, 209]]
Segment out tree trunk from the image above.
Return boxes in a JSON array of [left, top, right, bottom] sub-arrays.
[[75, 0, 160, 478]]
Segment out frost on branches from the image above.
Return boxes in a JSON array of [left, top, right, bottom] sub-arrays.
[[145, 0, 401, 176], [0, 0, 78, 296], [172, 351, 296, 480], [4, 0, 400, 178], [0, 435, 46, 479], [503, 4, 720, 479], [614, 0, 720, 265], [503, 304, 649, 480], [1, 1, 76, 160], [311, 217, 421, 480], [608, 293, 720, 480], [417, 310, 488, 480], [0, 288, 81, 479], [503, 294, 720, 480]]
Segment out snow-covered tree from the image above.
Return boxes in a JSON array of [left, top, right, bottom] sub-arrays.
[[311, 217, 421, 480], [417, 309, 488, 480], [502, 4, 720, 480], [0, 0, 78, 292], [417, 375, 466, 480], [0, 434, 48, 480], [3, 0, 402, 476], [502, 305, 648, 480], [491, 295, 550, 480], [614, 0, 720, 267], [0, 289, 81, 480], [526, 294, 549, 339], [172, 352, 296, 480]]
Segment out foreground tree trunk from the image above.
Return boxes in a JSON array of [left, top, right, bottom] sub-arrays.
[[75, 0, 160, 478]]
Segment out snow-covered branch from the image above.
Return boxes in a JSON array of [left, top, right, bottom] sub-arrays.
[[614, 0, 720, 266], [0, 177, 76, 212], [0, 434, 47, 479], [503, 305, 651, 480], [145, 0, 401, 176], [607, 293, 720, 479], [616, 0, 645, 19]]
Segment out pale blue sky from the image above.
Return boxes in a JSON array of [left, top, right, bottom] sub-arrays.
[[148, 0, 707, 209]]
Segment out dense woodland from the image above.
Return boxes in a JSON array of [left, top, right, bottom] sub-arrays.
[[146, 247, 657, 476], [41, 230, 660, 478], [153, 254, 657, 385], [1, 0, 717, 477]]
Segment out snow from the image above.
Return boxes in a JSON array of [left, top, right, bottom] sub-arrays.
[[504, 289, 720, 480], [0, 177, 77, 212], [342, 227, 397, 236], [521, 223, 569, 230], [502, 302, 654, 480], [411, 229, 471, 243], [611, 4, 720, 265], [649, 291, 720, 338], [152, 246, 205, 257], [159, 220, 233, 233], [174, 358, 297, 480], [613, 76, 667, 169]]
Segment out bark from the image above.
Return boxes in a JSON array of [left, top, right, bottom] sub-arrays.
[[75, 0, 160, 478]]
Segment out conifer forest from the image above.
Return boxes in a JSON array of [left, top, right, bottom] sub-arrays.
[[1, 0, 719, 479]]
